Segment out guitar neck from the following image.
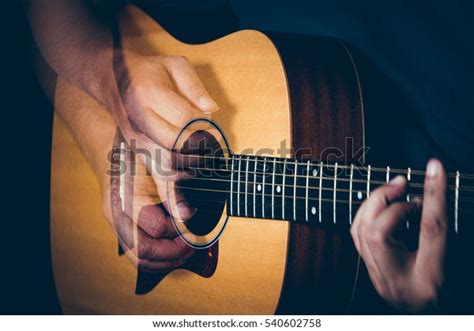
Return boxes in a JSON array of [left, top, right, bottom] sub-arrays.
[[225, 154, 473, 234]]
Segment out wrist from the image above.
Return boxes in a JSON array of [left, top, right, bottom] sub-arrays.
[[74, 46, 120, 111]]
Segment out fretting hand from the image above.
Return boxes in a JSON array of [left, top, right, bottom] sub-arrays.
[[350, 159, 447, 312]]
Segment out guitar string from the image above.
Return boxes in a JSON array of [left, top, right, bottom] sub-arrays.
[[116, 151, 474, 179], [123, 183, 474, 214], [121, 176, 474, 203], [126, 171, 474, 192], [131, 189, 473, 207], [117, 156, 474, 189], [128, 187, 474, 216], [130, 200, 474, 217], [111, 168, 474, 193]]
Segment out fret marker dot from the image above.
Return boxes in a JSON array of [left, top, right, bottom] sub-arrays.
[[276, 185, 281, 193], [312, 169, 318, 177], [357, 191, 363, 200], [311, 206, 317, 215], [257, 184, 262, 192]]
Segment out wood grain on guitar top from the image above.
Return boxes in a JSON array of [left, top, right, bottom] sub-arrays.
[[51, 5, 291, 314], [51, 5, 457, 314]]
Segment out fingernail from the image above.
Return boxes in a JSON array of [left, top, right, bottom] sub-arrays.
[[427, 159, 439, 178], [390, 175, 405, 185], [176, 201, 197, 219], [198, 95, 219, 112]]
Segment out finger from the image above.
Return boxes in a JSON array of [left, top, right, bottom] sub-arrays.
[[106, 183, 193, 269], [350, 202, 366, 253], [121, 246, 186, 273], [153, 88, 204, 128], [163, 55, 219, 113], [416, 159, 448, 276], [136, 204, 178, 239], [128, 106, 180, 150], [171, 151, 207, 170], [356, 176, 406, 264], [135, 258, 185, 273], [368, 201, 420, 280], [137, 233, 194, 262], [351, 201, 385, 288], [131, 175, 196, 229], [134, 138, 207, 177], [354, 179, 405, 290], [370, 201, 421, 251], [132, 136, 193, 182], [360, 176, 407, 224], [156, 180, 197, 222], [351, 203, 389, 297], [133, 166, 196, 222], [117, 206, 194, 262]]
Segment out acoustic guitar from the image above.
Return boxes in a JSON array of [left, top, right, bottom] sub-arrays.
[[50, 5, 474, 314]]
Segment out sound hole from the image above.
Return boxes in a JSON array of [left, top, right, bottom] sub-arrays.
[[176, 130, 229, 236]]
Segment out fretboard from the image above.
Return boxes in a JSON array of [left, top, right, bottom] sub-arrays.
[[226, 154, 473, 234]]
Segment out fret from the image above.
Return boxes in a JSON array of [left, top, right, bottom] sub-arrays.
[[293, 161, 298, 221], [236, 155, 242, 216], [245, 156, 250, 217], [275, 160, 294, 221], [253, 157, 265, 219], [271, 158, 276, 219], [253, 157, 257, 218], [262, 157, 267, 218], [282, 159, 287, 220], [229, 155, 235, 215], [455, 171, 460, 234], [305, 160, 310, 222], [319, 161, 323, 223], [455, 172, 474, 236], [406, 167, 411, 230], [119, 142, 126, 210], [307, 162, 320, 223], [407, 167, 412, 201], [272, 159, 284, 221], [333, 162, 338, 224], [367, 165, 371, 198], [321, 162, 340, 224], [294, 160, 309, 222], [322, 162, 350, 225], [351, 167, 368, 209], [405, 170, 424, 233], [372, 166, 390, 189], [349, 164, 354, 225]]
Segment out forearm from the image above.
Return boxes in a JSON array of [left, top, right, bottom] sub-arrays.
[[55, 77, 117, 187], [23, 0, 121, 109]]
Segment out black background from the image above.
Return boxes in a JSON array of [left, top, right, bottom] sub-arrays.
[[0, 2, 61, 313], [1, 0, 472, 314]]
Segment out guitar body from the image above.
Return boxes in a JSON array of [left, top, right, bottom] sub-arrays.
[[51, 5, 366, 314]]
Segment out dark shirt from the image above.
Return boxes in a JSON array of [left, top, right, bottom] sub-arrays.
[[230, 1, 474, 172], [3, 0, 472, 314], [134, 0, 474, 172]]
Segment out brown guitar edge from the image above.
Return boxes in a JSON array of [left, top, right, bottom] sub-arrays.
[[268, 34, 378, 314]]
